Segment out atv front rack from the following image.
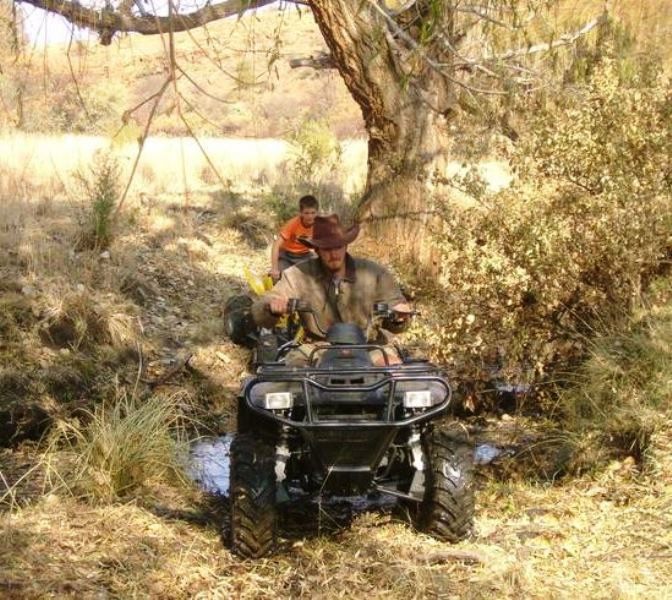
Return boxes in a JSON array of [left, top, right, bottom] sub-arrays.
[[243, 363, 452, 428]]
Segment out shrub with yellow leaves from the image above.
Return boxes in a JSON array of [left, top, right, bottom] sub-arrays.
[[406, 51, 672, 412]]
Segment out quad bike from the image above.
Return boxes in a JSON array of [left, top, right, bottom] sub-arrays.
[[228, 299, 475, 558]]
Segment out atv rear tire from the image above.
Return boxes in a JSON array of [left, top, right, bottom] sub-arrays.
[[224, 294, 255, 347], [418, 429, 474, 542], [230, 433, 277, 558]]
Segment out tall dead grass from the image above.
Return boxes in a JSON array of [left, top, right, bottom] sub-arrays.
[[0, 132, 512, 208], [0, 132, 368, 199], [38, 285, 139, 350], [552, 295, 672, 478], [43, 391, 194, 502]]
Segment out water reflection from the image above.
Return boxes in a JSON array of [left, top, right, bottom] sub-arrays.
[[473, 443, 504, 465], [188, 434, 233, 496], [188, 435, 507, 498]]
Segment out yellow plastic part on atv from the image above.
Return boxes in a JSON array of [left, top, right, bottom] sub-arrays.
[[243, 266, 304, 343], [244, 266, 273, 296]]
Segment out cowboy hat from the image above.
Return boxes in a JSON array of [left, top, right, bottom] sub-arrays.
[[298, 214, 359, 249]]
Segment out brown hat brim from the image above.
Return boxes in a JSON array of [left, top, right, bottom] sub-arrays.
[[298, 223, 360, 249]]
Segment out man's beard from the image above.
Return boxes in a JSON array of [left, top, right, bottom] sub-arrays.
[[326, 260, 342, 272]]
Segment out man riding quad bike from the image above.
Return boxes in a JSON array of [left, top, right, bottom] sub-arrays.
[[225, 216, 475, 558]]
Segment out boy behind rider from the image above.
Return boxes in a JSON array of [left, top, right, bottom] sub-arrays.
[[255, 214, 413, 366], [270, 194, 319, 282]]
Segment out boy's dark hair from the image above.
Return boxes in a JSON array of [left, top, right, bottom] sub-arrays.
[[299, 194, 319, 211]]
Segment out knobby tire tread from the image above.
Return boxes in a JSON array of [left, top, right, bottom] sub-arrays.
[[230, 433, 277, 558], [418, 428, 475, 543]]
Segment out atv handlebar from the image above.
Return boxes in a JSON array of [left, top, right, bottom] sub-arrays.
[[372, 302, 419, 320], [265, 297, 312, 316], [266, 298, 416, 337], [285, 299, 417, 320], [287, 298, 312, 314]]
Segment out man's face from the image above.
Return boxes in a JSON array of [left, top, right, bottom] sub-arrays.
[[317, 245, 347, 273], [299, 207, 318, 227]]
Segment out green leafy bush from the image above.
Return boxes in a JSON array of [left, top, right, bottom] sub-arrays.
[[288, 117, 342, 186], [554, 300, 672, 471], [23, 77, 127, 134], [260, 189, 296, 226], [561, 304, 672, 422], [258, 118, 354, 226]]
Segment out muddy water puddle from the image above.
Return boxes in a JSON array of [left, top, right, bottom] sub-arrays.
[[188, 435, 233, 496], [188, 435, 510, 499]]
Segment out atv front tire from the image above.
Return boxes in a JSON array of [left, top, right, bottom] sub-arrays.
[[418, 429, 474, 542], [230, 433, 277, 558]]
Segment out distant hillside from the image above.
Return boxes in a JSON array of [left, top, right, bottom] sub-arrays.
[[7, 0, 672, 140], [17, 7, 365, 139]]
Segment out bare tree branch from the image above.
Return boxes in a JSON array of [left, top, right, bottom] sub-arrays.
[[289, 51, 335, 69], [178, 24, 264, 86], [66, 26, 91, 123], [177, 89, 227, 135], [16, 0, 279, 44], [485, 13, 608, 61], [176, 65, 238, 104], [453, 6, 514, 30], [176, 95, 231, 190], [113, 76, 171, 217], [121, 83, 171, 124], [370, 0, 607, 94], [367, 0, 509, 96]]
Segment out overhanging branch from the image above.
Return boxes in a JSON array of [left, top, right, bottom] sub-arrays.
[[16, 0, 279, 44], [485, 13, 608, 61], [289, 51, 335, 69]]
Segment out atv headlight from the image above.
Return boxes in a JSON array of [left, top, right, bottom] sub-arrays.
[[249, 381, 303, 411], [397, 380, 448, 408], [403, 390, 433, 408], [263, 392, 293, 410]]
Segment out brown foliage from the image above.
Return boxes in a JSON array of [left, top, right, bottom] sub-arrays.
[[406, 55, 672, 407]]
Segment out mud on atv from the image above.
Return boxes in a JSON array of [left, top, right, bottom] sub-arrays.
[[227, 299, 475, 558]]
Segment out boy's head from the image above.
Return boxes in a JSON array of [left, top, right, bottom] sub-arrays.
[[298, 195, 319, 227]]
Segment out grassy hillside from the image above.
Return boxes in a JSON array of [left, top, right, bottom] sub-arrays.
[[12, 7, 364, 138], [7, 0, 672, 141]]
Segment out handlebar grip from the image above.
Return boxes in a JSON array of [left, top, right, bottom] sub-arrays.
[[266, 298, 308, 315], [288, 298, 313, 312]]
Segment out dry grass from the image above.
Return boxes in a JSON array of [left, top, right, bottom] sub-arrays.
[[555, 302, 672, 475], [42, 392, 194, 502], [2, 25, 672, 593], [38, 285, 139, 350], [0, 131, 367, 198], [0, 132, 516, 215], [1, 458, 671, 599], [0, 154, 670, 599]]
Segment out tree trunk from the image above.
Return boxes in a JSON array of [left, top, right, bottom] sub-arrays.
[[310, 1, 454, 270], [11, 0, 25, 129], [353, 111, 449, 274], [362, 106, 450, 272]]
